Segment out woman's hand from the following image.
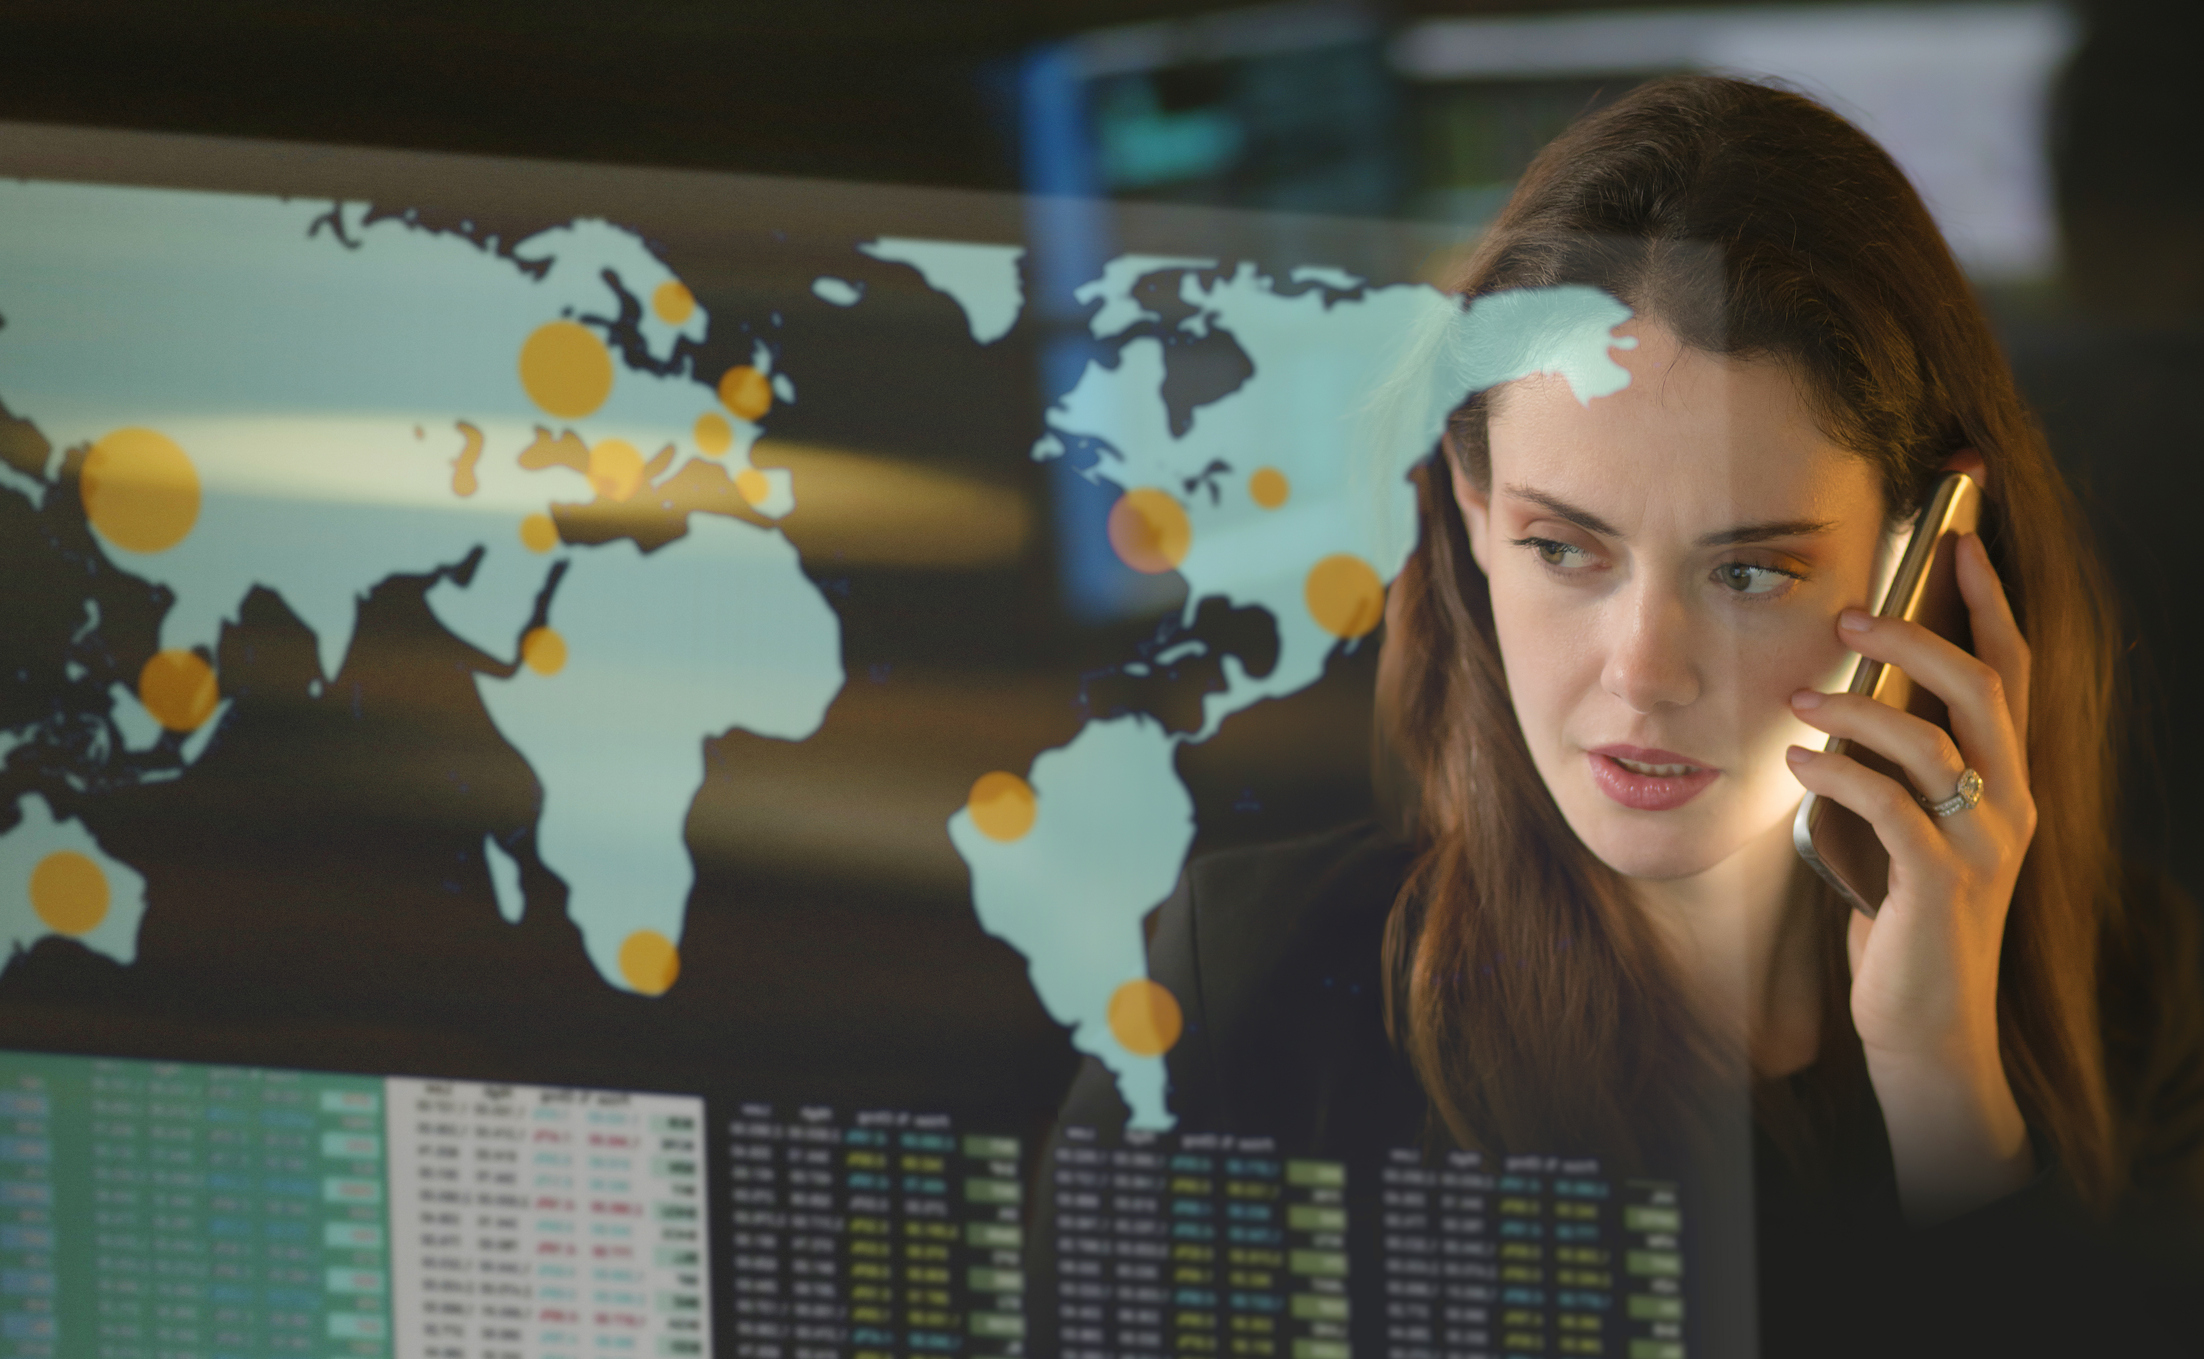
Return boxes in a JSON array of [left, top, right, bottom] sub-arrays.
[[1784, 532, 2039, 1225]]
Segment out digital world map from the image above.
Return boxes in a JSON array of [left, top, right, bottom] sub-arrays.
[[0, 175, 1633, 1126]]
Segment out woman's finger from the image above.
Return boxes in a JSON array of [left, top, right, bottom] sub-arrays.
[[1786, 742, 1948, 879], [1834, 608, 2026, 792], [1953, 532, 2030, 745], [1790, 688, 1968, 807]]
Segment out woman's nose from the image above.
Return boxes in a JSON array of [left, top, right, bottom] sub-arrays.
[[1600, 582, 1700, 713]]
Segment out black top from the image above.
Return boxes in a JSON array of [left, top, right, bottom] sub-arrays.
[[1051, 820, 2204, 1358]]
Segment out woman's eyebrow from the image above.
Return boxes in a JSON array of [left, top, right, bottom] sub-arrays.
[[1505, 484, 1834, 547], [1503, 485, 1621, 536], [1695, 518, 1835, 547]]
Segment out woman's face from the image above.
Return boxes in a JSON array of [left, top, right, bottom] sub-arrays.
[[1455, 319, 1889, 882]]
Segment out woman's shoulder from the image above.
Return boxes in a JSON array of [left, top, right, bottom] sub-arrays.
[[1152, 818, 1424, 1150]]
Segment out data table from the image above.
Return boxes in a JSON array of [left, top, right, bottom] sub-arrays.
[[724, 1102, 1027, 1359], [0, 1052, 709, 1359], [1049, 1127, 1351, 1359]]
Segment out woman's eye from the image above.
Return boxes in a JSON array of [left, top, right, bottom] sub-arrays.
[[1713, 561, 1796, 596], [1515, 537, 1590, 569]]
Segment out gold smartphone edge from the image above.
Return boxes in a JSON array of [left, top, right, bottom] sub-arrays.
[[1792, 472, 1981, 918]]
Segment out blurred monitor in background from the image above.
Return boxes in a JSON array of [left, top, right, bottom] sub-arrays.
[[1016, 1, 2075, 284]]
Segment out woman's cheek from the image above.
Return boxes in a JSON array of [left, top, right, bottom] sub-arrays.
[[1744, 622, 1851, 774], [1491, 584, 1600, 757]]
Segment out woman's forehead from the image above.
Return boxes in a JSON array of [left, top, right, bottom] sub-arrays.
[[1482, 326, 1879, 532]]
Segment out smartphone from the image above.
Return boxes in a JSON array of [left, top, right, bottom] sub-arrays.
[[1793, 471, 1982, 917]]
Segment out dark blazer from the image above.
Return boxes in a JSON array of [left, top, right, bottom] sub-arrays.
[[1050, 820, 2204, 1358]]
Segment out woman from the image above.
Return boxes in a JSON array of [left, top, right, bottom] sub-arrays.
[[1052, 76, 2204, 1353]]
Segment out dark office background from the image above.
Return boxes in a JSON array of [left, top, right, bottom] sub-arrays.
[[1, 0, 2197, 899]]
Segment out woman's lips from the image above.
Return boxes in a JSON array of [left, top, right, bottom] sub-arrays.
[[1585, 744, 1718, 811]]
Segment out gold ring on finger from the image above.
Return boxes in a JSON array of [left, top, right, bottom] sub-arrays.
[[1920, 767, 1985, 818]]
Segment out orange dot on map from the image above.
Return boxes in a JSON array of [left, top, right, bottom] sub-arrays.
[[694, 412, 733, 456], [735, 468, 772, 507], [519, 320, 614, 420], [30, 850, 109, 936], [521, 626, 567, 676], [1306, 554, 1385, 639], [588, 439, 646, 502], [1107, 488, 1192, 575], [1108, 979, 1183, 1057], [652, 281, 696, 326], [138, 649, 218, 732], [618, 929, 681, 995], [718, 365, 772, 422], [82, 428, 200, 554], [519, 513, 560, 553], [1249, 466, 1290, 509], [967, 771, 1037, 843]]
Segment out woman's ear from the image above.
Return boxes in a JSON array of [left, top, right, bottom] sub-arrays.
[[1444, 432, 1495, 576], [1941, 446, 1989, 495]]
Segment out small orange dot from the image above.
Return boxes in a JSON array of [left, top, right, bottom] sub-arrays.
[[30, 850, 109, 936], [618, 929, 680, 995], [652, 280, 696, 326], [1249, 467, 1290, 509], [1107, 979, 1183, 1057], [694, 412, 733, 456], [967, 772, 1037, 842], [735, 468, 772, 506], [138, 649, 218, 732], [521, 626, 567, 676], [1305, 554, 1385, 639], [588, 439, 646, 502], [520, 514, 560, 553], [1107, 488, 1192, 574], [719, 366, 772, 422]]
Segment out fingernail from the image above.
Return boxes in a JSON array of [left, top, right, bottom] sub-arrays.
[[1786, 745, 1812, 766], [1790, 689, 1824, 710], [1839, 609, 1873, 632]]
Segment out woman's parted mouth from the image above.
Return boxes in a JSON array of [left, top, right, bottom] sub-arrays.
[[1584, 744, 1719, 811], [1588, 743, 1713, 775]]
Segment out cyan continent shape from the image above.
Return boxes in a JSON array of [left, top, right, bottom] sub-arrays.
[[0, 178, 843, 989], [953, 262, 1636, 1127]]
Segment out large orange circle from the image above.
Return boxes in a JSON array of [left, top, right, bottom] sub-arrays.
[[967, 772, 1037, 843], [521, 627, 567, 675], [519, 321, 614, 420], [1107, 488, 1192, 575], [652, 281, 696, 325], [694, 412, 733, 456], [82, 428, 200, 554], [1108, 979, 1183, 1057], [588, 439, 646, 502], [619, 930, 681, 995], [1305, 554, 1385, 639], [718, 366, 773, 422], [30, 851, 109, 935], [139, 650, 218, 732]]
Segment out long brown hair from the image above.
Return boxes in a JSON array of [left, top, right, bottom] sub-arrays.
[[1379, 76, 2126, 1205]]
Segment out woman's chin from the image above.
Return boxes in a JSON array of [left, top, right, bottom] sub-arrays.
[[1562, 788, 1802, 884], [1564, 802, 1752, 882]]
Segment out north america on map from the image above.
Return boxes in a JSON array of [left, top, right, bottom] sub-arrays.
[[0, 179, 843, 995]]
